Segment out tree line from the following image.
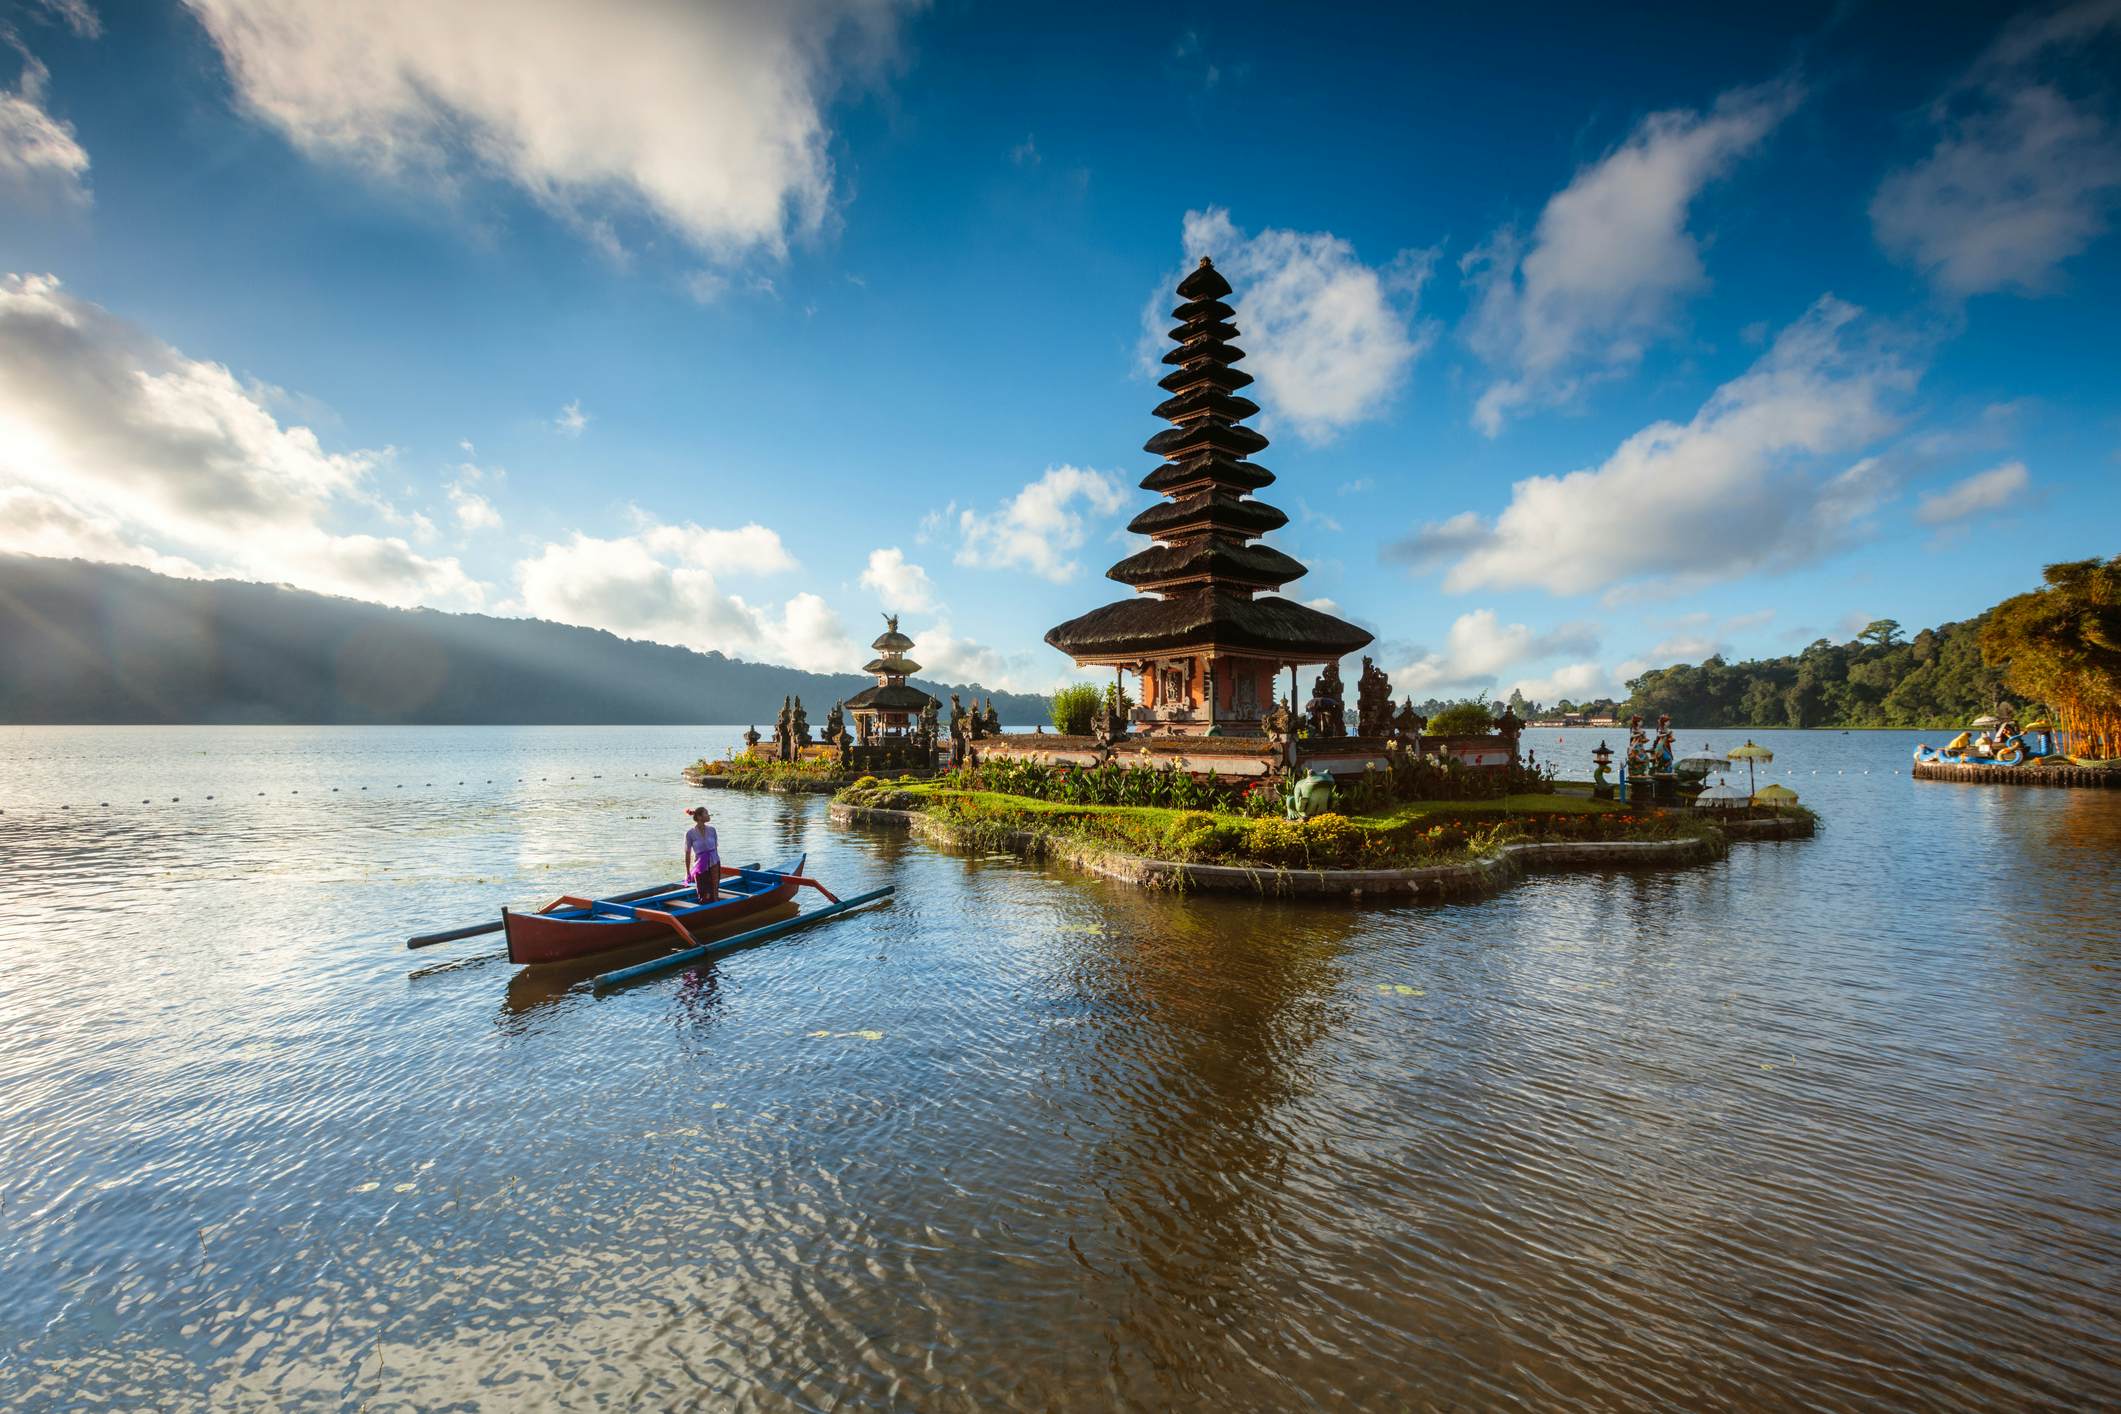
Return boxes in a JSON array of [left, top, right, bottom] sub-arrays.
[[1606, 558, 2117, 731]]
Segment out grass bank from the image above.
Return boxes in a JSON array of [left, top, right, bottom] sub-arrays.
[[831, 779, 1773, 872]]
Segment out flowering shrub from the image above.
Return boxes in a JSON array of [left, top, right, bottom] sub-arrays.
[[953, 757, 1249, 812]]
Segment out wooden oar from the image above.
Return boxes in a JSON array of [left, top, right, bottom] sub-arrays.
[[588, 885, 895, 994]]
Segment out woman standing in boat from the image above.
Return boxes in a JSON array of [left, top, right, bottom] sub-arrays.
[[684, 806, 720, 902]]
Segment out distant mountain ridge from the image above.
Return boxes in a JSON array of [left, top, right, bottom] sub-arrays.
[[0, 556, 1050, 726]]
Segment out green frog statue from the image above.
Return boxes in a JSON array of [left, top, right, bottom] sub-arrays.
[[1288, 767, 1336, 820]]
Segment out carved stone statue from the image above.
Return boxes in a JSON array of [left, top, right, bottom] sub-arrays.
[[775, 696, 794, 762], [1305, 661, 1347, 738], [742, 724, 761, 755], [918, 698, 939, 750], [948, 694, 968, 767], [790, 696, 811, 748], [968, 697, 986, 740], [1391, 698, 1425, 745], [1262, 696, 1296, 775], [824, 701, 846, 748], [982, 699, 1001, 738], [1356, 656, 1394, 738]]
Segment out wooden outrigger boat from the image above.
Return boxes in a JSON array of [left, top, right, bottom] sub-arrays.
[[501, 853, 838, 966]]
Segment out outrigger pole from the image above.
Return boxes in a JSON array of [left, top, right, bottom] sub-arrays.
[[586, 885, 896, 994]]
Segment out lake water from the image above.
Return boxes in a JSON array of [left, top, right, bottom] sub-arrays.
[[1, 725, 2116, 1410]]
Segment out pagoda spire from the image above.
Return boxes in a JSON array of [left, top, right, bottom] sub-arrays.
[[1108, 256, 1303, 597], [1043, 256, 1371, 715]]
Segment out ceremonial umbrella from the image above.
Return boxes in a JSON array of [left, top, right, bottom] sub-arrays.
[[1970, 714, 2001, 728], [1754, 783, 1799, 806], [1696, 780, 1749, 809], [1726, 739, 1773, 795]]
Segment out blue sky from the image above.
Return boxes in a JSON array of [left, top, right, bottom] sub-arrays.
[[3, 0, 2116, 701]]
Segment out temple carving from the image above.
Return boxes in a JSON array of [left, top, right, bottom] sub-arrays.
[[1044, 256, 1372, 735]]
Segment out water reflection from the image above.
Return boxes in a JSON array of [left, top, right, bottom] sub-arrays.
[[0, 725, 2115, 1410]]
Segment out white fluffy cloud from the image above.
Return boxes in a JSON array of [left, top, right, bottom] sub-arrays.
[[1170, 208, 1433, 442], [914, 620, 1051, 696], [1915, 460, 2029, 524], [448, 482, 501, 532], [1393, 297, 1914, 599], [0, 273, 479, 607], [859, 546, 936, 611], [1873, 85, 2121, 297], [182, 0, 916, 264], [954, 465, 1126, 583], [1392, 609, 1601, 697], [1872, 2, 2121, 297], [555, 399, 588, 436], [1464, 80, 1801, 434], [513, 521, 848, 671], [1, 35, 90, 202]]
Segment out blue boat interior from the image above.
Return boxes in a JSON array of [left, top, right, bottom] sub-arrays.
[[548, 853, 804, 924]]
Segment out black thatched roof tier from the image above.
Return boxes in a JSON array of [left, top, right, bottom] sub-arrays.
[[1108, 540, 1306, 589], [1046, 252, 1371, 674], [861, 656, 921, 676], [1172, 297, 1233, 323], [845, 683, 937, 712], [1156, 361, 1253, 394], [1167, 319, 1240, 345], [1161, 340, 1245, 368], [1047, 591, 1371, 661], [1151, 387, 1261, 423], [1140, 452, 1275, 494], [1144, 420, 1269, 459], [1175, 258, 1233, 301], [871, 627, 914, 652], [1126, 492, 1288, 539]]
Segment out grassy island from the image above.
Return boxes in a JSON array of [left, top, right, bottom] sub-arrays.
[[686, 755, 847, 793], [833, 770, 1813, 893]]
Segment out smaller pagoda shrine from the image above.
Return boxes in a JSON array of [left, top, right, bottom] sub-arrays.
[[841, 615, 941, 770]]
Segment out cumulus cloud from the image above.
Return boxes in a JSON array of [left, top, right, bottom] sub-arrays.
[[1397, 296, 1914, 599], [1872, 82, 2121, 297], [512, 520, 846, 670], [555, 399, 588, 436], [954, 464, 1126, 582], [1, 33, 90, 202], [859, 546, 936, 611], [182, 0, 916, 264], [1915, 460, 2029, 523], [0, 272, 479, 606], [1506, 662, 1612, 705], [1463, 79, 1802, 434], [447, 481, 501, 531], [1392, 609, 1601, 697], [905, 621, 1039, 694], [1872, 1, 2121, 298], [1163, 207, 1434, 443]]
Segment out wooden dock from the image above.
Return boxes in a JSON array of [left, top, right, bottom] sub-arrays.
[[1912, 761, 2119, 788]]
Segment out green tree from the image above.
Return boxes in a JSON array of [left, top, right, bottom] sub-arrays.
[[1049, 683, 1102, 735]]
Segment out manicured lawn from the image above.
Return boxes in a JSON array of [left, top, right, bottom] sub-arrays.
[[1350, 793, 1621, 825], [838, 780, 1690, 872]]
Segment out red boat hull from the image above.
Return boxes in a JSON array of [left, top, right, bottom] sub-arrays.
[[503, 864, 801, 966]]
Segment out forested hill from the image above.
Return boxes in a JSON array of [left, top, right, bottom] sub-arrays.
[[0, 556, 1048, 726], [1623, 616, 2004, 729]]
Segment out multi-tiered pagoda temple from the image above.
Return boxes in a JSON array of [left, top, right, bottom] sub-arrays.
[[1045, 257, 1372, 735], [844, 615, 938, 741]]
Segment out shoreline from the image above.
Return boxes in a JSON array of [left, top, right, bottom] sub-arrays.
[[1911, 760, 2118, 788], [830, 800, 1813, 901]]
